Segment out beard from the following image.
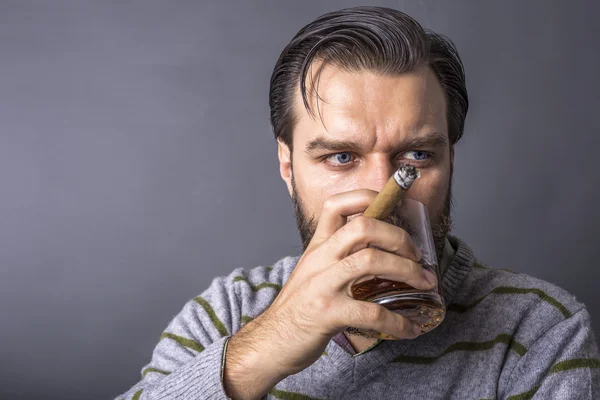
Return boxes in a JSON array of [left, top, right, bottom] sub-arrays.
[[290, 167, 454, 263]]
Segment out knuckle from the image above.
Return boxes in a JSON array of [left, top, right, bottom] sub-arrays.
[[322, 197, 336, 213], [350, 304, 368, 325], [327, 230, 341, 246], [358, 302, 382, 324], [386, 240, 402, 255], [391, 229, 410, 252], [311, 295, 333, 315], [352, 216, 372, 237], [339, 257, 359, 275], [367, 304, 384, 323], [359, 247, 378, 267]]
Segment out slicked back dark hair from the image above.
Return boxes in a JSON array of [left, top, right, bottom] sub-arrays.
[[269, 6, 468, 155]]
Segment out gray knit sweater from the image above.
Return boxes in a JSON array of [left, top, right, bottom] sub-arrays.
[[116, 235, 600, 399]]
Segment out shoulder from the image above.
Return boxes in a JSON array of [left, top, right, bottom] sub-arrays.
[[198, 254, 300, 292], [452, 259, 587, 335], [165, 254, 301, 341], [200, 255, 301, 328], [220, 254, 300, 292]]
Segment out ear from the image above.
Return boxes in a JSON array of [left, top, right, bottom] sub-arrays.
[[277, 139, 293, 197]]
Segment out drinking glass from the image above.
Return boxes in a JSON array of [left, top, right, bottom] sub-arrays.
[[346, 198, 445, 339]]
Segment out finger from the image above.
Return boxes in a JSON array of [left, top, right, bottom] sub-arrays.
[[327, 247, 436, 292], [324, 215, 422, 262], [306, 189, 379, 252], [337, 299, 422, 340]]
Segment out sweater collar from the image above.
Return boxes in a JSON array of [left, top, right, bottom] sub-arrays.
[[440, 234, 475, 305]]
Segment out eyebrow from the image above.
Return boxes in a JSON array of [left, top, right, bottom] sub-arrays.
[[304, 131, 449, 155]]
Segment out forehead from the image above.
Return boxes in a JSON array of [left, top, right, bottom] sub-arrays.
[[292, 62, 447, 146]]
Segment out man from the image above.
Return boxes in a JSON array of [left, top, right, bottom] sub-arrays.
[[117, 6, 599, 399]]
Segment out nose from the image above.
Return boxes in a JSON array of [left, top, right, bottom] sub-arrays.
[[362, 155, 397, 194]]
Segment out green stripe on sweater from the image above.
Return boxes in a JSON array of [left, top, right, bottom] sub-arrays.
[[473, 262, 517, 274], [142, 367, 170, 378], [193, 296, 229, 337], [268, 388, 323, 400], [507, 385, 540, 400], [241, 315, 254, 325], [507, 358, 600, 399], [447, 287, 571, 318], [132, 389, 143, 400], [160, 332, 204, 353], [549, 357, 600, 373], [393, 333, 527, 364], [233, 276, 282, 292]]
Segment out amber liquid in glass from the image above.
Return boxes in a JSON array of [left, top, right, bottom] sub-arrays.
[[348, 264, 445, 340]]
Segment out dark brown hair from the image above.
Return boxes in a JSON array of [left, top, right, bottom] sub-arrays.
[[268, 6, 469, 154]]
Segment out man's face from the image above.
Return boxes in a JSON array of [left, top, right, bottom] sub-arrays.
[[277, 63, 454, 260]]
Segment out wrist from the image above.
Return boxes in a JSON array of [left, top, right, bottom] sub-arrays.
[[224, 322, 289, 399]]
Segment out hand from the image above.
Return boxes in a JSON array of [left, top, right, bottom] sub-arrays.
[[242, 189, 436, 377]]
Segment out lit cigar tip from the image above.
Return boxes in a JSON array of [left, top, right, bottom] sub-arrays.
[[393, 164, 420, 190]]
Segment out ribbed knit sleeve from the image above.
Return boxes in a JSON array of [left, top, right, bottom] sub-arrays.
[[114, 267, 246, 400]]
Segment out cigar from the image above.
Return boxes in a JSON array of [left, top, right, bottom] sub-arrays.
[[363, 164, 420, 220]]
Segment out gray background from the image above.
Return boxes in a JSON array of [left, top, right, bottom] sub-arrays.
[[0, 1, 598, 399]]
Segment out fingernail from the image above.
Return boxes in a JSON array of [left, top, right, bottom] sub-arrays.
[[423, 269, 437, 287]]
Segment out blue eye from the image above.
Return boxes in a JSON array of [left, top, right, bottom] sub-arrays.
[[405, 151, 429, 161], [323, 150, 432, 169], [327, 152, 353, 164]]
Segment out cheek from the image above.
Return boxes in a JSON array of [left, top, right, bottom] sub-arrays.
[[296, 160, 354, 206], [294, 168, 336, 219]]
